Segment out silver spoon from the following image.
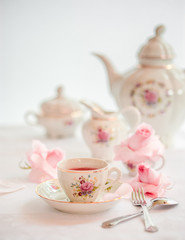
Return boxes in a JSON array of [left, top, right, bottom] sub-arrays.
[[102, 197, 178, 228]]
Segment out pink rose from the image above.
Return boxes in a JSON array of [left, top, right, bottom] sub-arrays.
[[114, 123, 164, 165], [27, 140, 65, 183], [138, 165, 160, 186], [144, 90, 158, 104], [128, 123, 155, 150], [130, 164, 171, 198], [80, 182, 94, 193], [98, 129, 110, 142]]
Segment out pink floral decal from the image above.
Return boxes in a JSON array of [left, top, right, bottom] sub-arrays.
[[71, 175, 99, 199], [130, 80, 172, 118], [50, 184, 60, 190], [97, 128, 110, 142], [94, 127, 114, 144], [144, 89, 159, 105]]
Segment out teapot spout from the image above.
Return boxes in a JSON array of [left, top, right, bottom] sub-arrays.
[[93, 53, 122, 92]]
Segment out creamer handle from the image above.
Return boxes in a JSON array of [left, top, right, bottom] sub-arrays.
[[121, 106, 141, 131], [24, 111, 38, 126]]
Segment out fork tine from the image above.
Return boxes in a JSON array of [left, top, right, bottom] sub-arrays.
[[132, 188, 158, 232], [132, 191, 134, 202], [134, 189, 139, 203], [138, 188, 141, 202], [141, 187, 146, 201]]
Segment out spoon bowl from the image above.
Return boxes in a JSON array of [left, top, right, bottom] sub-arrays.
[[148, 197, 178, 209]]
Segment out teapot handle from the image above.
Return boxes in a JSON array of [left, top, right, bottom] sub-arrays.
[[121, 106, 141, 131]]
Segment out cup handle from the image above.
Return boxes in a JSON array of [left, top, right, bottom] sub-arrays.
[[108, 167, 122, 181], [153, 155, 165, 171], [24, 111, 38, 126], [121, 106, 141, 131], [102, 167, 122, 190]]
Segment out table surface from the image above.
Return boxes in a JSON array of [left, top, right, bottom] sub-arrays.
[[0, 125, 185, 240]]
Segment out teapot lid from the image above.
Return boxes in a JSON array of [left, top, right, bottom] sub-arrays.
[[41, 86, 82, 117], [138, 25, 175, 60]]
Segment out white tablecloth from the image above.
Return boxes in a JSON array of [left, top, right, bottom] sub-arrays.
[[0, 126, 185, 240]]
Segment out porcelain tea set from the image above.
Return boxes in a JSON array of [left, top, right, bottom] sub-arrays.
[[25, 25, 185, 198], [25, 25, 185, 148], [33, 25, 181, 218]]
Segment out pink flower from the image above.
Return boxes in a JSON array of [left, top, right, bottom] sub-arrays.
[[98, 129, 110, 142], [130, 164, 171, 198], [114, 123, 164, 165], [144, 90, 158, 104], [80, 182, 94, 193], [27, 140, 65, 183], [138, 164, 160, 186]]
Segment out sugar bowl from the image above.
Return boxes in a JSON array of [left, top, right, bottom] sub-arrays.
[[25, 87, 83, 138]]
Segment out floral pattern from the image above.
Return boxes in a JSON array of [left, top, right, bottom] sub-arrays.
[[130, 80, 172, 118], [105, 181, 112, 192], [97, 128, 110, 142], [50, 183, 60, 190], [71, 175, 99, 200], [143, 89, 160, 105], [93, 127, 114, 145]]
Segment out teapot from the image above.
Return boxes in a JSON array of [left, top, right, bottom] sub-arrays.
[[95, 25, 185, 146], [81, 101, 141, 162], [25, 87, 83, 138]]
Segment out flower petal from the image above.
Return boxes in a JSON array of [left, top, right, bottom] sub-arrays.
[[28, 153, 44, 169], [32, 140, 48, 159], [47, 149, 65, 168], [29, 169, 53, 183], [129, 165, 171, 198]]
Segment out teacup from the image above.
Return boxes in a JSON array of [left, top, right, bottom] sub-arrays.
[[125, 155, 165, 177], [57, 157, 121, 202]]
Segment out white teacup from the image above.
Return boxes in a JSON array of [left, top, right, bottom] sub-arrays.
[[57, 158, 121, 202]]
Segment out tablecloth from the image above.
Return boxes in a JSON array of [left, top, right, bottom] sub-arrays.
[[0, 125, 185, 240]]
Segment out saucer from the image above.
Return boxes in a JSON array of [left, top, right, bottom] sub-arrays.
[[36, 179, 125, 214]]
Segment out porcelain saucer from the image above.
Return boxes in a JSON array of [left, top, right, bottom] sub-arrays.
[[36, 179, 125, 214]]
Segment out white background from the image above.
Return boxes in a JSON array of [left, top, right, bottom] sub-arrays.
[[1, 0, 185, 125]]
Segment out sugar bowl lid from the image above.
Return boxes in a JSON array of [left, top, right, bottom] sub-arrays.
[[138, 25, 175, 60], [41, 86, 82, 117]]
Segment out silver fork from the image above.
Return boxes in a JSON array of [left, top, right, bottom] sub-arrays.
[[132, 188, 158, 232]]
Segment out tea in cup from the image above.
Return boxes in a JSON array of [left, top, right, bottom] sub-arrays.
[[57, 158, 121, 202]]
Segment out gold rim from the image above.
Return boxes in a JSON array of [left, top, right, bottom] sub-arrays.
[[57, 157, 109, 173], [35, 179, 124, 205]]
